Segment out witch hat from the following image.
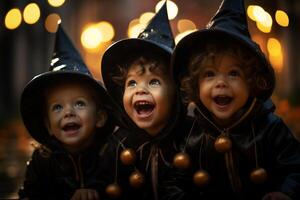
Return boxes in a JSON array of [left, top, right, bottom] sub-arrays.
[[172, 0, 275, 100], [20, 24, 111, 144], [101, 0, 175, 105]]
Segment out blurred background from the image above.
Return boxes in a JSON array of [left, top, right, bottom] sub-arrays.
[[0, 0, 299, 198]]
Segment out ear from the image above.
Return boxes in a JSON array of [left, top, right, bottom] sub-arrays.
[[96, 110, 107, 128]]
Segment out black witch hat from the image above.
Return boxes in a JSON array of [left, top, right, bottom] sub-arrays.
[[172, 0, 275, 100], [101, 0, 175, 105], [20, 24, 111, 144]]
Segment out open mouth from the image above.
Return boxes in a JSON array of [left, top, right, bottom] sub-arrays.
[[134, 101, 155, 116], [213, 95, 233, 106], [62, 122, 81, 132]]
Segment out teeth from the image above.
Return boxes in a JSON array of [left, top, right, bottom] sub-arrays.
[[135, 101, 152, 106]]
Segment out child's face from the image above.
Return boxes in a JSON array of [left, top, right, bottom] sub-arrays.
[[123, 64, 175, 136], [45, 82, 106, 152], [198, 54, 249, 126]]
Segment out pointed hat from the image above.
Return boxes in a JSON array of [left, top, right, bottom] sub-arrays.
[[172, 0, 275, 100], [20, 24, 110, 144], [101, 0, 175, 104]]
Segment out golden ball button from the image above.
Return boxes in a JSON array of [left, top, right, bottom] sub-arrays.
[[214, 136, 232, 153], [193, 169, 210, 187], [173, 152, 190, 169], [250, 167, 267, 184], [129, 170, 145, 188], [120, 148, 136, 165], [105, 183, 122, 199]]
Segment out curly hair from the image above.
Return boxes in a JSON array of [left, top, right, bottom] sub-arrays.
[[111, 52, 170, 88], [181, 38, 273, 104]]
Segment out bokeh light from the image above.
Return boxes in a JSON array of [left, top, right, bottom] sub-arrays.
[[5, 8, 22, 30], [48, 0, 65, 7], [23, 3, 40, 25], [81, 24, 103, 50], [177, 19, 196, 33], [267, 38, 283, 73], [275, 10, 289, 27], [155, 0, 178, 20], [139, 12, 155, 25], [96, 21, 115, 42], [256, 11, 272, 33], [45, 13, 61, 33]]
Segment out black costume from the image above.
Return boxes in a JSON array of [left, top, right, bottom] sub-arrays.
[[163, 0, 300, 199], [19, 25, 114, 199], [99, 2, 193, 200]]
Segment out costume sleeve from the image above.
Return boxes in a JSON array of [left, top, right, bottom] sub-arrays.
[[18, 149, 54, 199], [268, 117, 300, 199]]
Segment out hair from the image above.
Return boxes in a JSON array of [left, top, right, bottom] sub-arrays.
[[181, 37, 273, 104], [111, 51, 171, 87]]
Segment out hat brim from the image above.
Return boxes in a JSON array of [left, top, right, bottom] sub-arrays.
[[101, 38, 172, 105], [20, 71, 111, 144], [172, 29, 275, 100]]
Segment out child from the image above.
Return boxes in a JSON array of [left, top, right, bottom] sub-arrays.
[[18, 25, 114, 200], [164, 0, 300, 199], [100, 1, 193, 200]]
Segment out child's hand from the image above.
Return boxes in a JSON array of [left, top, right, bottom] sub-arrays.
[[71, 188, 100, 200], [262, 192, 292, 200]]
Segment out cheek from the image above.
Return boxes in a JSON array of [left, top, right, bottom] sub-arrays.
[[123, 91, 132, 113]]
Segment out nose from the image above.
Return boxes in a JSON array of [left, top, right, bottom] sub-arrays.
[[135, 84, 148, 95], [64, 105, 75, 118], [215, 75, 228, 88]]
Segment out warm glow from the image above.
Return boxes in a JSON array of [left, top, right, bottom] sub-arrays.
[[175, 30, 196, 44], [267, 38, 281, 57], [5, 8, 22, 30], [252, 34, 266, 53], [267, 37, 283, 73], [177, 19, 196, 33], [247, 5, 256, 21], [23, 3, 40, 24], [155, 0, 178, 20], [256, 11, 272, 33], [128, 23, 146, 38], [275, 10, 289, 27], [81, 24, 103, 50], [48, 0, 65, 7], [45, 13, 61, 33], [139, 12, 155, 25], [96, 21, 115, 42], [252, 6, 265, 22], [269, 54, 283, 73], [128, 19, 140, 29]]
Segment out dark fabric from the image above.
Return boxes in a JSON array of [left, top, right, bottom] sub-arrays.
[[98, 115, 194, 200], [18, 132, 109, 199], [162, 100, 300, 200]]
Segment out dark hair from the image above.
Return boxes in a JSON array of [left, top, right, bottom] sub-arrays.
[[111, 52, 170, 87], [181, 38, 273, 104]]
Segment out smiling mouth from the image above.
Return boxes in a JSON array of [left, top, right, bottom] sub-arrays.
[[213, 95, 233, 106], [62, 122, 81, 132], [134, 101, 155, 116]]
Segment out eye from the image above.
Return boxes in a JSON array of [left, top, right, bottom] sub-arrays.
[[75, 100, 86, 108], [203, 70, 215, 78], [126, 80, 137, 87], [149, 79, 160, 86], [51, 104, 62, 112], [229, 69, 241, 77]]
